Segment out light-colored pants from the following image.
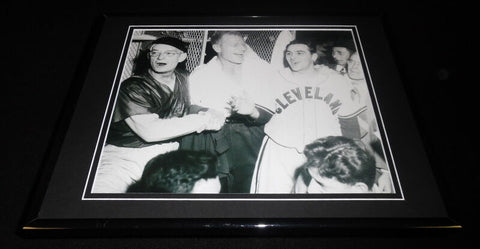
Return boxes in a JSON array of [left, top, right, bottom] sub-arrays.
[[250, 137, 306, 193], [91, 142, 179, 193]]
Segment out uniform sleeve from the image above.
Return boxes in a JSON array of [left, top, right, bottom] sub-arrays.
[[248, 64, 276, 124], [254, 69, 282, 114], [334, 75, 366, 119], [112, 79, 158, 123], [332, 75, 366, 139], [189, 67, 207, 107]]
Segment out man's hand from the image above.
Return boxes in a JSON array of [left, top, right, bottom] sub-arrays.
[[198, 109, 225, 132], [228, 95, 259, 119]]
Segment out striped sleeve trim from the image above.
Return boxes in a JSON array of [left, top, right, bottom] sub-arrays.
[[255, 104, 275, 114], [338, 105, 367, 119]]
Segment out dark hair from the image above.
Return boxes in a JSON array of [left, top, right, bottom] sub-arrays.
[[331, 39, 356, 53], [210, 31, 244, 45], [285, 38, 316, 54], [127, 150, 218, 193], [303, 136, 376, 189]]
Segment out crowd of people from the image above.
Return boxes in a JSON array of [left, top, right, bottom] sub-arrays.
[[91, 31, 393, 195]]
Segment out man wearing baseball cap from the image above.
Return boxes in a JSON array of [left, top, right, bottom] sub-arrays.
[[92, 36, 224, 193]]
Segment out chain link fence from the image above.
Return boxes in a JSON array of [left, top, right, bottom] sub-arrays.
[[120, 30, 288, 83], [242, 30, 281, 63]]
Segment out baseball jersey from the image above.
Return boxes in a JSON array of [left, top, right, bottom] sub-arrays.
[[107, 70, 190, 148], [264, 67, 366, 152], [189, 52, 274, 117]]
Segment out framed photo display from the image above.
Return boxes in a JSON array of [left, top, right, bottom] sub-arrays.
[[22, 15, 459, 235]]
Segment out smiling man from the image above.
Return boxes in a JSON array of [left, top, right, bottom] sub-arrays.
[[250, 39, 366, 193], [92, 36, 224, 193], [186, 31, 275, 193]]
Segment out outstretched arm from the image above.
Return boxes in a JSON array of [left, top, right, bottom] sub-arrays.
[[125, 111, 225, 143]]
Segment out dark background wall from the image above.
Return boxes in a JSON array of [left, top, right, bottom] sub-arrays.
[[3, 0, 475, 248]]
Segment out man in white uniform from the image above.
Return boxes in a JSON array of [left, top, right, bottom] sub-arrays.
[[187, 31, 274, 193], [250, 38, 366, 193]]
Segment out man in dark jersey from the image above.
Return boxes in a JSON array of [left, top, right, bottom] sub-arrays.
[[92, 37, 224, 193]]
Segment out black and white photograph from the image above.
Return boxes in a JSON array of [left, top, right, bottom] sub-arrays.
[[17, 15, 457, 235], [5, 1, 474, 247], [84, 27, 401, 198]]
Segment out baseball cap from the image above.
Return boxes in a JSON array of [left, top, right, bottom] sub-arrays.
[[151, 36, 189, 52]]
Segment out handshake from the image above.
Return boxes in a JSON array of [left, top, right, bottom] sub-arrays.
[[195, 94, 260, 133], [227, 95, 259, 119], [196, 109, 226, 133]]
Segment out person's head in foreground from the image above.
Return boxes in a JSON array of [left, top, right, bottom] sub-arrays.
[[127, 150, 220, 193], [302, 136, 376, 193]]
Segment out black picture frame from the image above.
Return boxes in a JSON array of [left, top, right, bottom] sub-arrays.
[[20, 15, 460, 236]]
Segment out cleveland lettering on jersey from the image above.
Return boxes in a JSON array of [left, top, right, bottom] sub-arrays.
[[274, 86, 342, 115]]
